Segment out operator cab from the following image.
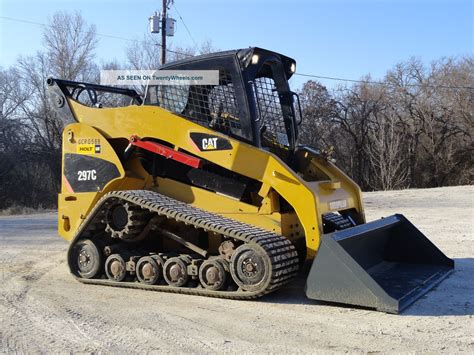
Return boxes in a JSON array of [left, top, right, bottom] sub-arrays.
[[144, 47, 302, 160]]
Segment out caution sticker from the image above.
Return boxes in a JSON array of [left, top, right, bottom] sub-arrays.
[[329, 199, 348, 210]]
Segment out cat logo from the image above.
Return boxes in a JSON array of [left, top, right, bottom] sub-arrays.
[[190, 133, 232, 152], [202, 137, 218, 150]]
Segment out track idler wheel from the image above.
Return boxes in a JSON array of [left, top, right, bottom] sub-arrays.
[[199, 259, 228, 291], [104, 201, 150, 242], [230, 244, 271, 292], [136, 256, 163, 285], [105, 254, 127, 281], [71, 239, 102, 279], [163, 256, 191, 287]]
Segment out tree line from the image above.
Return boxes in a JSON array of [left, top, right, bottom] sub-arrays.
[[298, 57, 473, 191], [0, 11, 472, 209]]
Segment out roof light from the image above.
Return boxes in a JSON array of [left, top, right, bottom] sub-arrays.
[[290, 62, 296, 73], [251, 54, 259, 65]]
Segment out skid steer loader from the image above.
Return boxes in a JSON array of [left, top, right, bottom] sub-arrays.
[[48, 47, 453, 313]]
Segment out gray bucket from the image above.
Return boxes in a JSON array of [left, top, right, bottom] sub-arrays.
[[305, 214, 454, 313]]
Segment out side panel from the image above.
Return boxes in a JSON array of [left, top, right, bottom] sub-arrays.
[[63, 154, 121, 192], [58, 123, 129, 240]]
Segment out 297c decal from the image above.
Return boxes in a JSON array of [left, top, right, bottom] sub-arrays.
[[77, 170, 97, 181]]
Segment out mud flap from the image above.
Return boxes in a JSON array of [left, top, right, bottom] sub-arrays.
[[305, 214, 454, 313]]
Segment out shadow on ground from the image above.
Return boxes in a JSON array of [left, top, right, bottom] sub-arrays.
[[261, 258, 474, 317]]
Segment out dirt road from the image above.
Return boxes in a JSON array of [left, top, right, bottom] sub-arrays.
[[1, 186, 473, 353]]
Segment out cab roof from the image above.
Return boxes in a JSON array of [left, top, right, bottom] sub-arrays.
[[159, 47, 296, 79]]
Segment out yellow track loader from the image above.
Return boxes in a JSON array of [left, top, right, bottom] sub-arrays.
[[48, 47, 453, 313]]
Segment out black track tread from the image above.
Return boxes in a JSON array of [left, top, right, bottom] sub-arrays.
[[68, 189, 299, 300]]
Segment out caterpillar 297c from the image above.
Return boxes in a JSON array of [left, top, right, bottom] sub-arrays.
[[48, 47, 453, 313]]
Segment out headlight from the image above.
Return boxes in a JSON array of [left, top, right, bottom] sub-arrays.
[[251, 54, 259, 65], [290, 62, 296, 73]]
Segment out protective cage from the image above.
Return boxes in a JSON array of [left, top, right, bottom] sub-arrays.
[[305, 214, 454, 313], [253, 77, 290, 147], [146, 69, 243, 136]]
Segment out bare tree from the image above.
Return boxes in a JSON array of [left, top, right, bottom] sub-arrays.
[[330, 80, 387, 189], [0, 68, 52, 208], [43, 11, 98, 81], [384, 57, 473, 187], [366, 105, 409, 190], [384, 59, 425, 187], [126, 35, 217, 70], [298, 80, 337, 152], [15, 11, 98, 201]]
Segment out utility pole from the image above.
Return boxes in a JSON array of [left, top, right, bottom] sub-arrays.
[[149, 1, 175, 65], [161, 0, 167, 64]]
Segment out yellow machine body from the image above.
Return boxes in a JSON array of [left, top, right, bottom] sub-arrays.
[[58, 100, 364, 260]]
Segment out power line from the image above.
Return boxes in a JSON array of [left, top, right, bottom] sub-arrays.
[[0, 15, 472, 91], [294, 73, 474, 91], [172, 3, 197, 47], [0, 15, 191, 57]]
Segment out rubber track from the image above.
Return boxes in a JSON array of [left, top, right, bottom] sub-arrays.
[[68, 190, 300, 300]]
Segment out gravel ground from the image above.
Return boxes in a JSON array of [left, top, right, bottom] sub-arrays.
[[0, 186, 473, 353]]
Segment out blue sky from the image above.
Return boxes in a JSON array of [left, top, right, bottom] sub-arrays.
[[0, 0, 472, 89]]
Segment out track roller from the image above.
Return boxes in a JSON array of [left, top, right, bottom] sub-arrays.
[[199, 259, 228, 291], [105, 254, 127, 281], [163, 256, 191, 287], [136, 256, 162, 285]]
